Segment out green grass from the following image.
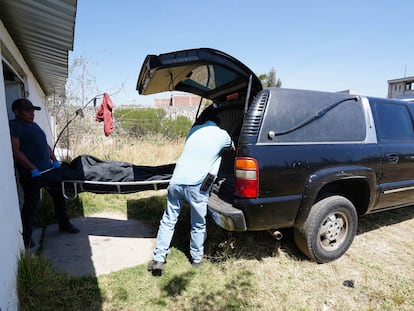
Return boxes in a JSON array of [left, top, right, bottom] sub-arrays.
[[20, 192, 414, 310], [97, 250, 263, 311], [17, 253, 101, 311]]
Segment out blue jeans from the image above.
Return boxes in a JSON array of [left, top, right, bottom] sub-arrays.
[[153, 183, 209, 264]]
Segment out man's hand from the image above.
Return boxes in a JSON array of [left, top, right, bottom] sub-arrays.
[[31, 168, 41, 178]]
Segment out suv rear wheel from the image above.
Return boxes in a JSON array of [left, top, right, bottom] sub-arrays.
[[294, 195, 358, 263]]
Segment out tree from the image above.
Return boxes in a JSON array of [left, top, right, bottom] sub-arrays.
[[258, 67, 282, 88], [50, 56, 127, 157], [50, 56, 99, 154], [65, 56, 101, 106]]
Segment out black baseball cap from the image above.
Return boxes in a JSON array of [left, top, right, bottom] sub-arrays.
[[12, 98, 41, 111]]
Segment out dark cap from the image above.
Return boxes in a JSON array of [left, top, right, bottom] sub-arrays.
[[12, 99, 41, 111]]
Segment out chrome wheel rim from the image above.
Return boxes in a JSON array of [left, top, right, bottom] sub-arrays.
[[319, 211, 348, 251]]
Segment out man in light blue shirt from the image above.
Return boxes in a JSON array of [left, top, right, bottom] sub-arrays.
[[148, 117, 234, 274]]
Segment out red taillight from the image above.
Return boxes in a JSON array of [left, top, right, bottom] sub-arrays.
[[235, 157, 259, 198], [226, 93, 239, 101]]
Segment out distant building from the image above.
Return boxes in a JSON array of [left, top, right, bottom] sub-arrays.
[[154, 94, 202, 108], [154, 94, 205, 120], [387, 76, 414, 101]]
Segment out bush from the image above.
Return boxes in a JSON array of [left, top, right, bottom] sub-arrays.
[[114, 108, 165, 136], [162, 115, 193, 138], [114, 108, 192, 138]]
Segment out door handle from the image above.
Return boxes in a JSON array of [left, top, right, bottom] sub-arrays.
[[385, 153, 399, 164]]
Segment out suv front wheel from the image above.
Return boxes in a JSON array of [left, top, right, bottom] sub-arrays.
[[294, 195, 358, 263]]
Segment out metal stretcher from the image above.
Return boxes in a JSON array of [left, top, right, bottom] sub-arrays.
[[57, 155, 174, 199], [62, 178, 170, 200]]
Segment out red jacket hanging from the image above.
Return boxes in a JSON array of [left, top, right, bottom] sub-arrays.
[[96, 93, 115, 136]]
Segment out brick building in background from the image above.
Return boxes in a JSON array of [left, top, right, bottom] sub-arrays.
[[154, 94, 206, 120]]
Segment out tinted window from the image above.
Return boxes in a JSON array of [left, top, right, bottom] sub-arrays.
[[181, 65, 239, 92], [406, 103, 414, 119], [259, 89, 366, 142], [374, 101, 414, 141]]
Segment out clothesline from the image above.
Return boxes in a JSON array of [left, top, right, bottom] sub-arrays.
[[53, 92, 116, 152]]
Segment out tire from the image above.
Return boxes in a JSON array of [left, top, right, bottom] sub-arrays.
[[294, 195, 358, 263]]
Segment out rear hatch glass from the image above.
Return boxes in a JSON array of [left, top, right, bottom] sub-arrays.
[[136, 48, 262, 102]]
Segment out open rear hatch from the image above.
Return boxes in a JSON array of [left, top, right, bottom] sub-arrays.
[[136, 48, 262, 102], [136, 48, 263, 224]]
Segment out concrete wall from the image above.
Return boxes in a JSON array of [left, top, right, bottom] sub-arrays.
[[0, 46, 21, 311], [388, 77, 414, 100], [0, 20, 52, 311]]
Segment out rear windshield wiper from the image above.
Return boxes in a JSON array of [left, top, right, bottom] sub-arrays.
[[271, 96, 359, 136]]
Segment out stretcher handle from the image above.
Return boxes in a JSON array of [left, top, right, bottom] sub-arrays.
[[62, 181, 78, 200]]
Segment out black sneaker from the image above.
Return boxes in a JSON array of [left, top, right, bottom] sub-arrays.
[[59, 223, 80, 234], [147, 260, 164, 275], [147, 260, 164, 271]]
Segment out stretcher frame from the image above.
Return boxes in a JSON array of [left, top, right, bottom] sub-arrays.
[[62, 179, 170, 200]]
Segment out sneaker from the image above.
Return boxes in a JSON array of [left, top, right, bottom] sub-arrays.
[[59, 223, 80, 234], [147, 260, 164, 275]]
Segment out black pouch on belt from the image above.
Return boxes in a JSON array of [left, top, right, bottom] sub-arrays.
[[200, 173, 216, 192]]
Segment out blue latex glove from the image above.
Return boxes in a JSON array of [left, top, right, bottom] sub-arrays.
[[31, 168, 41, 178], [52, 160, 61, 168]]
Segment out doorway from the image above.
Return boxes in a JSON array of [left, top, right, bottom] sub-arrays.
[[3, 60, 25, 120]]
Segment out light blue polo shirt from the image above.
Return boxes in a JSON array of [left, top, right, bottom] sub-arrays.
[[170, 121, 233, 185]]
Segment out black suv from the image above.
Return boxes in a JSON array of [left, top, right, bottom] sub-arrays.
[[137, 48, 414, 263]]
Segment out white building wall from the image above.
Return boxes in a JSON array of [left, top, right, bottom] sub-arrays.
[[23, 77, 54, 144], [0, 49, 21, 311], [0, 20, 53, 311], [388, 81, 405, 98]]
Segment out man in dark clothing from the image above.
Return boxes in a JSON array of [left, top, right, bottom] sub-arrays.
[[9, 98, 79, 248]]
